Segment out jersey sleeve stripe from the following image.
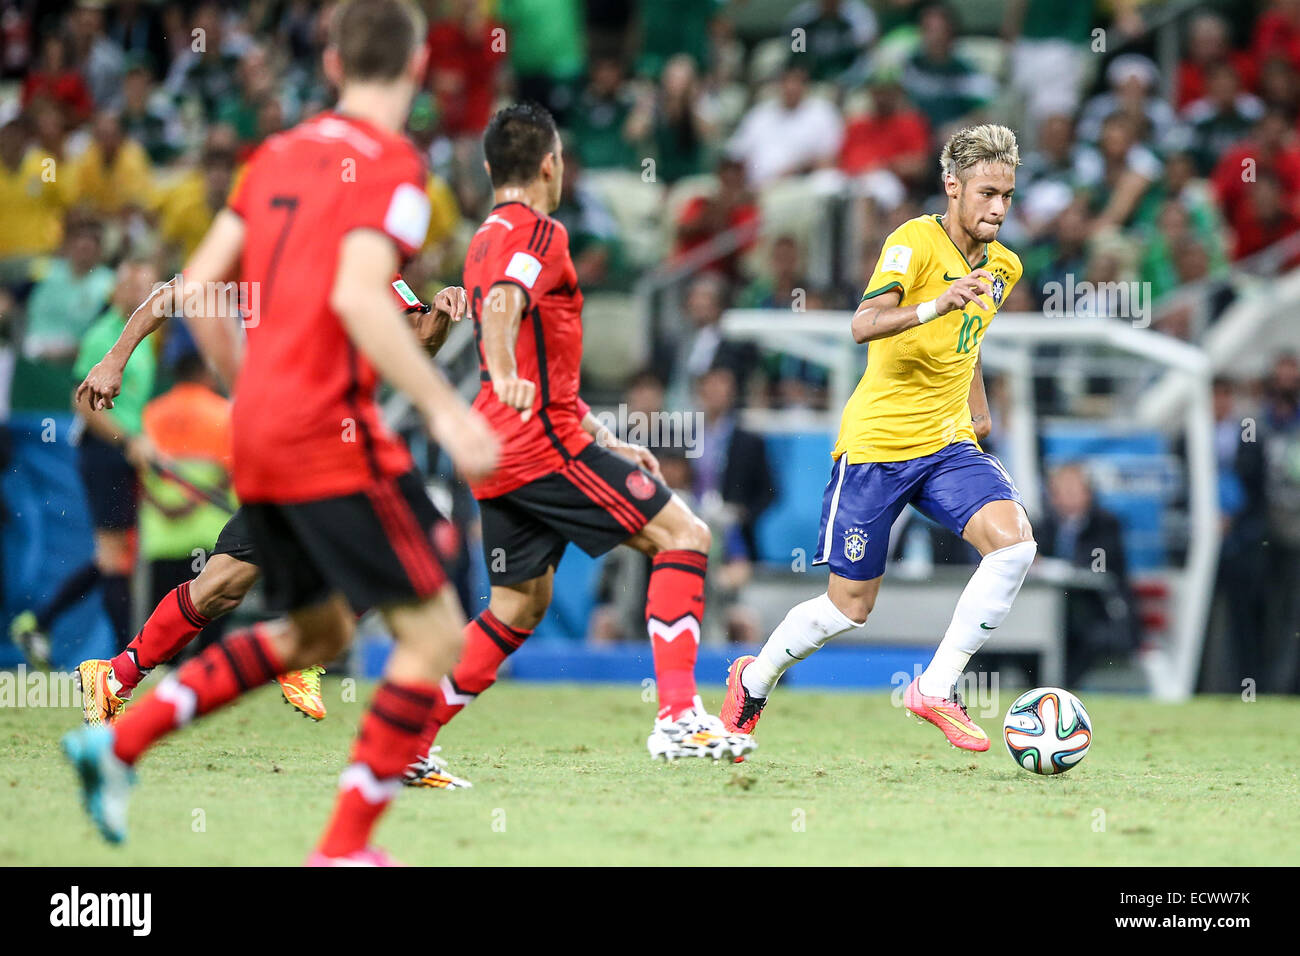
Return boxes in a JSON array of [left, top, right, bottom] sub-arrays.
[[540, 221, 556, 256], [862, 280, 904, 302]]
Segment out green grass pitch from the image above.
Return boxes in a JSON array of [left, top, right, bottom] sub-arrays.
[[2, 678, 1297, 865]]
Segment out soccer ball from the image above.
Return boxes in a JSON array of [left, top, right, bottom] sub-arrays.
[[1002, 687, 1092, 775]]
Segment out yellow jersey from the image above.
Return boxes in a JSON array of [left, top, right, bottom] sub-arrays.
[[833, 214, 1021, 464]]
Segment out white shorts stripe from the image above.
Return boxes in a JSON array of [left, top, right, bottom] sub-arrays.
[[819, 456, 849, 564]]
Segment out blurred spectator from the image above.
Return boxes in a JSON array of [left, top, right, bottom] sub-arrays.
[[728, 61, 843, 186], [119, 58, 184, 164], [1075, 113, 1162, 232], [22, 32, 92, 123], [1211, 110, 1300, 260], [105, 0, 170, 78], [1077, 53, 1176, 147], [67, 1, 124, 109], [426, 0, 506, 139], [154, 143, 237, 262], [163, 2, 247, 118], [1226, 170, 1300, 261], [642, 54, 718, 185], [567, 54, 640, 170], [784, 0, 877, 84], [68, 109, 153, 217], [498, 0, 586, 122], [900, 3, 994, 134], [214, 43, 285, 154], [30, 95, 68, 160], [1255, 56, 1298, 120], [1177, 10, 1257, 111], [12, 259, 159, 656], [660, 272, 757, 403], [672, 155, 760, 280], [739, 235, 807, 310], [1204, 376, 1270, 691], [1003, 0, 1096, 123], [1141, 199, 1228, 303], [1177, 62, 1265, 177], [1253, 0, 1300, 75], [838, 71, 929, 186], [0, 115, 74, 262], [693, 366, 776, 640], [1260, 352, 1300, 690], [551, 141, 625, 288], [1037, 462, 1139, 685], [1015, 113, 1079, 240], [1024, 196, 1090, 310], [22, 214, 114, 364]]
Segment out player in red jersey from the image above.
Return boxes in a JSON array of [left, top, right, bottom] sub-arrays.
[[71, 276, 455, 728], [61, 0, 498, 865], [402, 102, 756, 783]]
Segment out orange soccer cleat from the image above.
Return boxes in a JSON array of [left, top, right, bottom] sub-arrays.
[[76, 659, 129, 726], [720, 655, 768, 735], [277, 666, 326, 721], [903, 677, 990, 752]]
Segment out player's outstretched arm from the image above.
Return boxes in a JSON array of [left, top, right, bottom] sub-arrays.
[[332, 229, 497, 483], [481, 282, 536, 421], [75, 276, 179, 411], [175, 208, 248, 390], [851, 269, 995, 344]]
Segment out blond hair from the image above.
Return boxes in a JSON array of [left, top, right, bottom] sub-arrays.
[[939, 124, 1021, 181]]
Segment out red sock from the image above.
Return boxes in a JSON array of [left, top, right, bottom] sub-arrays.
[[110, 623, 283, 766], [318, 680, 439, 858], [111, 580, 212, 693], [646, 549, 706, 720], [415, 609, 531, 754]]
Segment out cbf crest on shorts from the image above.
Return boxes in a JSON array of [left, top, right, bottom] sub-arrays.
[[843, 526, 869, 563]]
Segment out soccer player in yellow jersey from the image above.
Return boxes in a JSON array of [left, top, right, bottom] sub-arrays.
[[722, 125, 1037, 751]]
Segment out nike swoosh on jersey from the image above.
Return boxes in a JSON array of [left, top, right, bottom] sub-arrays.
[[979, 622, 998, 630]]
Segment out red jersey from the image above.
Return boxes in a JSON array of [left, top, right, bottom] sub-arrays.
[[463, 201, 592, 499], [226, 111, 432, 503]]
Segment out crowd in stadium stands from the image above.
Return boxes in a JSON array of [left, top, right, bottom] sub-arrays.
[[1, 0, 1299, 686]]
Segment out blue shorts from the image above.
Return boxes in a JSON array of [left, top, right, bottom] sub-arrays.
[[813, 441, 1023, 581]]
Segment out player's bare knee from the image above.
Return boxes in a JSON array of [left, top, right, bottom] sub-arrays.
[[654, 510, 710, 554], [826, 578, 876, 625]]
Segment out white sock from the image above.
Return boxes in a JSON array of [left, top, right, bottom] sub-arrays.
[[742, 592, 862, 698], [919, 540, 1037, 698]]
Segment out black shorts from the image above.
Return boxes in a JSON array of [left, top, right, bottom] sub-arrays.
[[240, 470, 447, 614], [78, 433, 138, 531], [477, 442, 673, 586], [210, 507, 259, 564]]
